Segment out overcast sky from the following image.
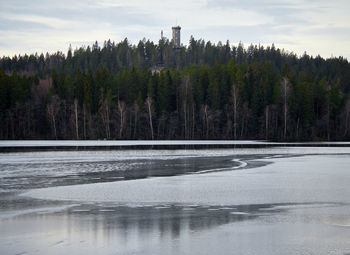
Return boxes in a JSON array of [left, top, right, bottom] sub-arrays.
[[1, 0, 350, 59]]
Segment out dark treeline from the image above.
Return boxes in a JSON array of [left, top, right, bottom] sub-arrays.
[[1, 37, 350, 140]]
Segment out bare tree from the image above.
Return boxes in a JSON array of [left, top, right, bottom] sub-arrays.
[[82, 104, 88, 139], [98, 89, 111, 139], [117, 100, 126, 138], [240, 102, 249, 138], [265, 105, 269, 140], [132, 102, 139, 139], [74, 98, 79, 139], [231, 83, 240, 140], [192, 104, 195, 139], [47, 95, 60, 139], [145, 97, 154, 140], [343, 96, 350, 137], [281, 77, 290, 139], [181, 75, 191, 139], [200, 104, 209, 139]]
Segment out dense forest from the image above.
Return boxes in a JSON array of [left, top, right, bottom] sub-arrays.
[[1, 37, 350, 141]]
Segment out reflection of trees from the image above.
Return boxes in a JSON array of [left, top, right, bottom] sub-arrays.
[[63, 204, 266, 245]]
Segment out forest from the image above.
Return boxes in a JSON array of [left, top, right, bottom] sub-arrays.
[[1, 37, 350, 141]]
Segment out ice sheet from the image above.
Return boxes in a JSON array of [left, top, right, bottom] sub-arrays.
[[23, 155, 350, 206]]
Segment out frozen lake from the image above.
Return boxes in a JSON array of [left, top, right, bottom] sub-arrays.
[[2, 139, 350, 149], [1, 144, 350, 255]]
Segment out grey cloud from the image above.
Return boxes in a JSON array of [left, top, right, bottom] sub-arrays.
[[184, 24, 295, 45], [206, 0, 312, 27], [0, 17, 52, 32], [2, 0, 163, 28], [202, 0, 318, 52], [1, 0, 349, 58], [299, 26, 350, 38]]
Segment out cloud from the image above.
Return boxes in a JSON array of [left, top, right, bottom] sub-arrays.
[[0, 13, 79, 30], [0, 0, 350, 59], [203, 0, 350, 58]]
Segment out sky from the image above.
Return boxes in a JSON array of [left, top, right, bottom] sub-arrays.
[[1, 0, 350, 59]]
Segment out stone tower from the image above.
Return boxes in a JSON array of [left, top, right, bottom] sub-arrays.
[[172, 26, 181, 48]]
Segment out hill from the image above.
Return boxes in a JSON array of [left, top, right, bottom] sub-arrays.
[[1, 37, 350, 140]]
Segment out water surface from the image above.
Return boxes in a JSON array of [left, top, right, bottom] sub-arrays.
[[1, 145, 350, 255]]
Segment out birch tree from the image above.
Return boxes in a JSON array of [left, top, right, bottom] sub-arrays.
[[74, 98, 79, 139], [231, 82, 240, 140], [145, 97, 154, 140], [117, 100, 126, 138], [47, 95, 60, 139], [281, 77, 290, 139]]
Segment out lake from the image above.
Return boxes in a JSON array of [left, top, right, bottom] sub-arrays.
[[1, 142, 350, 255]]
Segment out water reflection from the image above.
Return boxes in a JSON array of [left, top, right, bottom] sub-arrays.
[[6, 202, 343, 255], [63, 204, 256, 235], [18, 203, 280, 239], [0, 203, 268, 255]]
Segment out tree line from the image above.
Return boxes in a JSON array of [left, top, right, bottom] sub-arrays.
[[1, 37, 350, 140]]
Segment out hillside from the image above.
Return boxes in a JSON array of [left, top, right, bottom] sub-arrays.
[[1, 37, 350, 140]]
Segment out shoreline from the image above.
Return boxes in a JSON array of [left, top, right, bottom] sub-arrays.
[[2, 140, 350, 152]]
